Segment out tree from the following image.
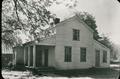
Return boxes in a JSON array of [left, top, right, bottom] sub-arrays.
[[99, 35, 112, 48], [2, 0, 53, 46], [98, 35, 117, 60], [2, 0, 78, 46], [75, 12, 115, 49], [75, 12, 101, 40]]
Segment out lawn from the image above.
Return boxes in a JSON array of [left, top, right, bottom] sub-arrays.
[[2, 64, 120, 79]]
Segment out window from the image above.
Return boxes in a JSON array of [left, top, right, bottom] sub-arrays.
[[80, 47, 86, 62], [64, 46, 72, 62], [73, 29, 80, 41], [103, 50, 107, 63]]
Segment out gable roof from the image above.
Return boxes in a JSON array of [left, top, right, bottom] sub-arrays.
[[54, 15, 94, 33], [21, 15, 109, 49], [55, 15, 109, 49], [75, 15, 94, 33]]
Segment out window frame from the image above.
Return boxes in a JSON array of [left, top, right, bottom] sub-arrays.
[[73, 29, 80, 41], [80, 47, 87, 62], [64, 46, 72, 62]]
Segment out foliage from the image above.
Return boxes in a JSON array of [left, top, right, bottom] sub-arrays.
[[99, 35, 112, 48], [2, 0, 54, 46], [98, 35, 117, 59], [75, 12, 101, 40], [2, 0, 78, 46]]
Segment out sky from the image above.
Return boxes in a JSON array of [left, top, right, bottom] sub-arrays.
[[49, 0, 120, 45]]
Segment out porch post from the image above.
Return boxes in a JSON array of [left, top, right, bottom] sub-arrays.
[[14, 49, 17, 66], [33, 45, 36, 68], [24, 47, 26, 65], [28, 46, 30, 67]]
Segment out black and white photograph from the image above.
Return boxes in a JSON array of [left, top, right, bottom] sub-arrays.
[[1, 0, 120, 79]]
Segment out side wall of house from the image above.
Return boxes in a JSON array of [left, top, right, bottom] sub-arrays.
[[93, 41, 110, 67], [55, 16, 94, 69]]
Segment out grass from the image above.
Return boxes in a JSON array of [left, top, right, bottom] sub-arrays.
[[52, 68, 119, 78], [26, 67, 119, 78], [4, 65, 120, 78]]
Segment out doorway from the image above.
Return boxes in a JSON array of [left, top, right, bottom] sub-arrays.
[[44, 49, 48, 66], [36, 46, 42, 67], [95, 50, 100, 67]]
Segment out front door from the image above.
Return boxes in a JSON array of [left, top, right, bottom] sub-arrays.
[[44, 49, 48, 66], [95, 50, 100, 67], [36, 46, 42, 67], [25, 47, 28, 66]]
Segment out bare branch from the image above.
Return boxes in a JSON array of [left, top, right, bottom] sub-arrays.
[[13, 0, 23, 30]]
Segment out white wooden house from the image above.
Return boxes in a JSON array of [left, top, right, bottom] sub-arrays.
[[13, 15, 110, 70]]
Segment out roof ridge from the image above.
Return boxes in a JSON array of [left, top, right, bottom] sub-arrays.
[[75, 14, 94, 32]]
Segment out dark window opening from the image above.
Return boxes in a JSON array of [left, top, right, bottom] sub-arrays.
[[64, 46, 72, 62], [103, 50, 107, 63], [73, 29, 80, 41], [80, 47, 86, 62]]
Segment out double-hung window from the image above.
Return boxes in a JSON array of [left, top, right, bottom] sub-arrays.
[[73, 29, 80, 41]]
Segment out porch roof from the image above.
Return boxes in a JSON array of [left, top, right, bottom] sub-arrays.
[[35, 43, 55, 46], [94, 39, 110, 50], [23, 41, 55, 47]]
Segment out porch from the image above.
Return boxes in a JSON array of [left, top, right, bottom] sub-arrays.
[[24, 44, 55, 68]]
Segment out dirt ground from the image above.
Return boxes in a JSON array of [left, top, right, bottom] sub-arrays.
[[2, 64, 120, 79]]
